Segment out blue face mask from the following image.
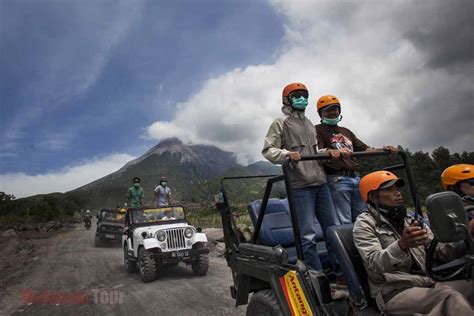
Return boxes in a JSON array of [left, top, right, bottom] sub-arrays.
[[161, 182, 167, 187], [321, 115, 342, 126], [291, 96, 308, 110]]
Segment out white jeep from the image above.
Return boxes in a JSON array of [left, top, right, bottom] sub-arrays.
[[122, 206, 209, 282]]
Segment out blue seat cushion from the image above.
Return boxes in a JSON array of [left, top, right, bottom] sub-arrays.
[[248, 198, 329, 269], [248, 199, 295, 247]]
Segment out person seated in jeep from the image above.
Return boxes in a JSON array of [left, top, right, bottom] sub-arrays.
[[132, 209, 147, 224], [442, 164, 474, 223], [353, 170, 473, 314]]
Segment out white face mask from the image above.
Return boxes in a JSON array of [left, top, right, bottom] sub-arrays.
[[134, 183, 140, 187]]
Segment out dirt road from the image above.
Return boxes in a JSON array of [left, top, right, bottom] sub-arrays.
[[1, 223, 245, 316]]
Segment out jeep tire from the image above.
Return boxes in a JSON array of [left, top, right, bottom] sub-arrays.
[[138, 247, 156, 282], [246, 289, 283, 316], [192, 243, 209, 276], [123, 244, 137, 273]]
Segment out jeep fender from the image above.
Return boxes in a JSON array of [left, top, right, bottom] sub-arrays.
[[193, 232, 208, 244], [143, 237, 160, 250]]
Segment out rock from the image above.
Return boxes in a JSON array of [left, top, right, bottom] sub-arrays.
[[236, 224, 254, 242], [202, 228, 224, 242], [213, 242, 226, 256], [2, 229, 17, 237], [44, 221, 61, 232]]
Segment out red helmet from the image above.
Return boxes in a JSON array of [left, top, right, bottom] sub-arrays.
[[282, 82, 308, 106]]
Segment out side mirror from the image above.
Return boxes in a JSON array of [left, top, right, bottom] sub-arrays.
[[426, 191, 469, 243]]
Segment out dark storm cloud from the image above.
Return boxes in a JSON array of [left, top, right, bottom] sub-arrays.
[[402, 0, 474, 70], [391, 0, 474, 152]]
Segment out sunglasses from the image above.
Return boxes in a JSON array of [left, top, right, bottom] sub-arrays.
[[289, 90, 308, 99]]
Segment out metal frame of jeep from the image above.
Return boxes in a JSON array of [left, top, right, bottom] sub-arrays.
[[217, 149, 424, 315]]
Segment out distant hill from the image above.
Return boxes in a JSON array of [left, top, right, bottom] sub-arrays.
[[67, 138, 280, 210]]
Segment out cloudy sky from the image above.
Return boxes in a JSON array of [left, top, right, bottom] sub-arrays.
[[1, 0, 473, 198]]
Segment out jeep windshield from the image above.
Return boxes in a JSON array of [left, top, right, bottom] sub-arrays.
[[129, 207, 185, 225], [100, 209, 126, 222]]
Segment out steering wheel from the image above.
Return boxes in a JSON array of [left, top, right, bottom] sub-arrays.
[[425, 205, 474, 281], [425, 239, 467, 281]]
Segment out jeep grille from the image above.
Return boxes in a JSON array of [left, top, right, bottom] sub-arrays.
[[165, 228, 186, 250]]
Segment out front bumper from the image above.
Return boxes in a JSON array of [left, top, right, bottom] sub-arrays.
[[150, 248, 210, 264], [95, 231, 123, 241]]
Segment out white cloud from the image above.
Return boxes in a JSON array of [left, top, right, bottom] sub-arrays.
[[0, 153, 135, 198], [147, 0, 473, 163]]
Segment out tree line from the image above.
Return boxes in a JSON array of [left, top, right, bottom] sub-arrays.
[[357, 146, 473, 207]]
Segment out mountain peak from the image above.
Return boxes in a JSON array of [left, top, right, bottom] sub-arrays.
[[158, 137, 183, 147]]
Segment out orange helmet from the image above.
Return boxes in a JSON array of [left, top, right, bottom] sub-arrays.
[[441, 164, 473, 189], [359, 171, 405, 202], [317, 95, 340, 112], [282, 82, 308, 105]]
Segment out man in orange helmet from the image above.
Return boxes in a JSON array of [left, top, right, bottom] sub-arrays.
[[315, 95, 398, 224], [441, 164, 474, 207], [262, 83, 341, 275], [441, 164, 474, 233], [353, 170, 473, 314]]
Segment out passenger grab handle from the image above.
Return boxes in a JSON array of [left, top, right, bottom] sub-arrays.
[[298, 149, 391, 162]]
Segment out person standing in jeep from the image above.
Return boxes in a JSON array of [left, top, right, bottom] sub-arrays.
[[127, 177, 144, 208], [315, 95, 398, 224], [262, 82, 340, 273], [153, 176, 172, 207]]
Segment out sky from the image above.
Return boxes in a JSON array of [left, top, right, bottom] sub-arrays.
[[1, 0, 473, 198]]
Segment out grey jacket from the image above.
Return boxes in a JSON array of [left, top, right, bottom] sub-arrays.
[[262, 105, 326, 189], [353, 205, 465, 298]]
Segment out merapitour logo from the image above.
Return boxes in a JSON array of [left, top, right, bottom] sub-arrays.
[[21, 288, 125, 305]]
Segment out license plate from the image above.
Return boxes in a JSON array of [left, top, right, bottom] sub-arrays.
[[105, 234, 115, 239], [172, 251, 189, 258]]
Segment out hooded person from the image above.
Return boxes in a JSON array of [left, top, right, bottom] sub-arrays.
[[262, 83, 341, 281], [353, 170, 473, 314], [315, 95, 398, 224]]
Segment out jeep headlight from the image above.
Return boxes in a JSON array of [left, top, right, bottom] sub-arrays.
[[184, 227, 194, 239], [156, 230, 166, 242]]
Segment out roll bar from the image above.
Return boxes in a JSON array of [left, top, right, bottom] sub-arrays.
[[220, 149, 420, 263]]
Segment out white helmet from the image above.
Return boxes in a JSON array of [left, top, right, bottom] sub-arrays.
[[86, 210, 90, 213]]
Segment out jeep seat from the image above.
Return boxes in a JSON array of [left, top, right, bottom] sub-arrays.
[[247, 198, 330, 269], [327, 224, 377, 313]]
